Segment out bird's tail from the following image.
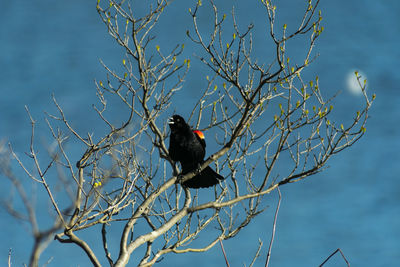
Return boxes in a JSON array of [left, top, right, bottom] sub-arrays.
[[183, 166, 224, 189]]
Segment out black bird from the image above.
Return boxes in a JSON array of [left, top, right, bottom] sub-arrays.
[[168, 114, 224, 188]]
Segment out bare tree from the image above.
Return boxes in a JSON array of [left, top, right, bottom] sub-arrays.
[[1, 0, 374, 266]]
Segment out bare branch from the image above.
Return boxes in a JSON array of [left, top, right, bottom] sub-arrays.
[[265, 187, 281, 267], [319, 248, 350, 267]]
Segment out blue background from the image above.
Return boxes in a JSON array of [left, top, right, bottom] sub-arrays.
[[1, 0, 399, 266]]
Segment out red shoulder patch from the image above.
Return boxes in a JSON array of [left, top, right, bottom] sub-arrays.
[[193, 130, 204, 139]]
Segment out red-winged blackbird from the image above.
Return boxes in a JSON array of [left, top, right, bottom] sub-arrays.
[[168, 114, 224, 188]]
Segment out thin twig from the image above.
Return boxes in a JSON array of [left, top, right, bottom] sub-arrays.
[[8, 248, 11, 267], [249, 240, 263, 267], [265, 186, 281, 267], [319, 248, 350, 267], [219, 238, 230, 267], [102, 223, 114, 266]]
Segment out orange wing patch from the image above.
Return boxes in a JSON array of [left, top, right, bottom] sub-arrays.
[[193, 130, 205, 139]]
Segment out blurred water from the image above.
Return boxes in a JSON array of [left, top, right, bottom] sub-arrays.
[[1, 0, 399, 266]]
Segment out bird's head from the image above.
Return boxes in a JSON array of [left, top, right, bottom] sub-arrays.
[[168, 114, 189, 132]]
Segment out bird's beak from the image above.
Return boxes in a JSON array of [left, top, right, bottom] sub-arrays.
[[167, 117, 175, 125]]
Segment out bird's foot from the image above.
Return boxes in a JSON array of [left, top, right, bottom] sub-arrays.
[[176, 174, 185, 184], [195, 164, 202, 175]]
